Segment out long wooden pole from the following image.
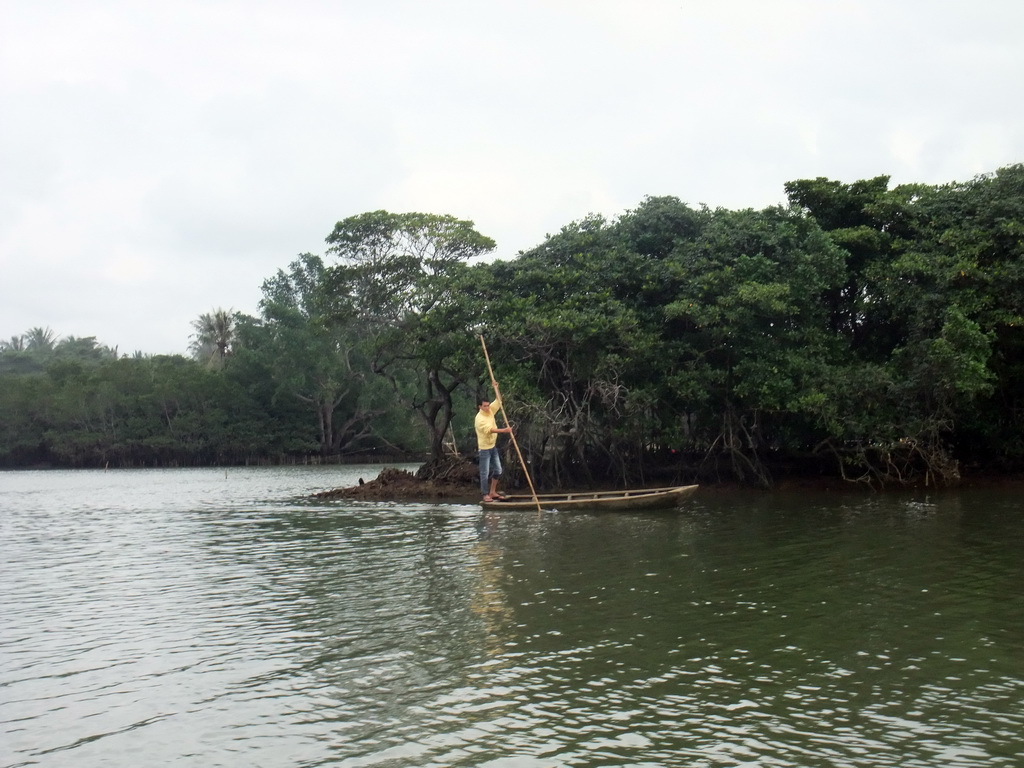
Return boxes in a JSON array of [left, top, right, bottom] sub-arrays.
[[479, 335, 542, 513]]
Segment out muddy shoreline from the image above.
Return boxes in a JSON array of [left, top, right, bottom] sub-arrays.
[[309, 456, 1024, 502], [311, 458, 484, 503]]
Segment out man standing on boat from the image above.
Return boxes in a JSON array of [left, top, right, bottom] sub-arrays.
[[476, 381, 513, 502]]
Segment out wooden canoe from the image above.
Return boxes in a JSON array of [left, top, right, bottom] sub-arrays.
[[480, 484, 698, 511]]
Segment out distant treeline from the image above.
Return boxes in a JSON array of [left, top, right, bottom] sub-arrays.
[[3, 165, 1022, 488]]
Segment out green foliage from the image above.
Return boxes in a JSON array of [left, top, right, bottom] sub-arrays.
[[238, 253, 393, 458], [0, 352, 270, 467], [189, 308, 237, 369], [325, 211, 497, 460], [325, 210, 496, 324], [3, 165, 1022, 485], [782, 166, 1022, 485]]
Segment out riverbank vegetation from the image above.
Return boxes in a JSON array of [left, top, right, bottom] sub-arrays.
[[2, 166, 1022, 488]]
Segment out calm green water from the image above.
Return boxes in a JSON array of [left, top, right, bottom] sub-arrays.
[[1, 467, 1022, 767]]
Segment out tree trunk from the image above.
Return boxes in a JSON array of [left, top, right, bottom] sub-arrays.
[[417, 369, 456, 462]]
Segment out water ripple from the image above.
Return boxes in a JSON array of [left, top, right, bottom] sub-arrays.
[[2, 472, 1023, 766]]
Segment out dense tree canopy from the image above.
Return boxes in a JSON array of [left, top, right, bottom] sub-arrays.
[[234, 253, 392, 458], [325, 211, 497, 461], [3, 167, 1022, 488]]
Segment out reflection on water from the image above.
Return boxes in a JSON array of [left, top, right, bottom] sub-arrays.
[[469, 513, 517, 658], [1, 469, 1023, 767]]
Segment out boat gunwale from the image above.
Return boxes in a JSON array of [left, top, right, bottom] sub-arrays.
[[481, 484, 698, 510]]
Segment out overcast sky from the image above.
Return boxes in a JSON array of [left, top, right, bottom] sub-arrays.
[[2, 0, 1022, 356]]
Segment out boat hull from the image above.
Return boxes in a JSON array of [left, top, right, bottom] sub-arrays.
[[480, 484, 698, 511]]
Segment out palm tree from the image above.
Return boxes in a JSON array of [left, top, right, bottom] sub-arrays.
[[25, 327, 58, 352], [55, 335, 117, 362], [189, 308, 236, 368], [1, 335, 25, 352]]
